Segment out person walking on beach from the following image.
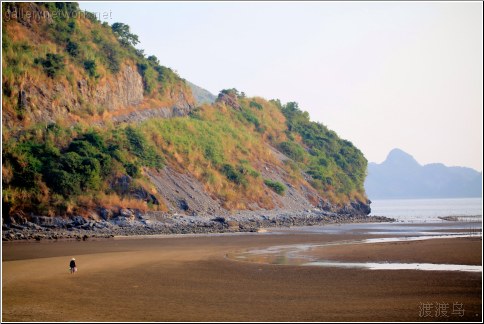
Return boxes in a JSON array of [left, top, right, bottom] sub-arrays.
[[69, 258, 77, 274]]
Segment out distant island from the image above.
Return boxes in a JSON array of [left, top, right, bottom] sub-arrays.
[[365, 148, 482, 199]]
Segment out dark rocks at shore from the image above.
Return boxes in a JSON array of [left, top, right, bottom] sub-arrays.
[[2, 210, 395, 242], [438, 215, 482, 222]]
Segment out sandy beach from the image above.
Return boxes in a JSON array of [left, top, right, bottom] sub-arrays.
[[2, 224, 482, 322]]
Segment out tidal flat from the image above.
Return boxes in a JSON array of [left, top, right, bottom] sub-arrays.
[[2, 222, 482, 322]]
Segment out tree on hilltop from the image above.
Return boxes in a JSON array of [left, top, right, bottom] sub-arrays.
[[111, 22, 139, 47]]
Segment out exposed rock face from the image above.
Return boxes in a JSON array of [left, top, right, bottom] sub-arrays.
[[145, 157, 371, 217], [4, 63, 196, 128], [217, 91, 240, 110], [109, 83, 194, 124], [110, 175, 159, 206], [9, 64, 144, 126], [338, 200, 372, 216], [17, 89, 27, 110], [111, 105, 192, 124], [92, 64, 144, 111], [147, 167, 226, 216]]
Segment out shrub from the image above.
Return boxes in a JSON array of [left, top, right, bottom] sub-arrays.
[[219, 88, 240, 97], [91, 30, 102, 44], [221, 164, 247, 186], [3, 79, 12, 98], [3, 142, 45, 188], [147, 55, 159, 65], [35, 53, 65, 78], [83, 59, 98, 77], [264, 179, 286, 195], [125, 127, 164, 168], [67, 21, 76, 33], [249, 100, 263, 110], [237, 163, 260, 178], [307, 164, 326, 181], [82, 131, 105, 149], [124, 162, 140, 178], [42, 137, 112, 197], [278, 141, 306, 162], [137, 63, 157, 94], [241, 107, 260, 129], [53, 2, 79, 15], [47, 168, 82, 196], [102, 42, 120, 73], [66, 40, 80, 57], [135, 48, 145, 58], [155, 65, 178, 85], [111, 22, 139, 47], [204, 145, 224, 166]]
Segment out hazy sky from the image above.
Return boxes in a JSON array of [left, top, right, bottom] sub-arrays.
[[80, 1, 483, 171]]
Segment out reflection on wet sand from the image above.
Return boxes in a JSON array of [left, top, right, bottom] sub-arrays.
[[227, 222, 482, 272]]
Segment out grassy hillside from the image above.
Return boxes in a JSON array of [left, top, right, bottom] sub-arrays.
[[2, 3, 368, 219]]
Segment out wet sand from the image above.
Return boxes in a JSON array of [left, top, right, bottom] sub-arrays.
[[304, 237, 482, 265], [2, 228, 482, 322]]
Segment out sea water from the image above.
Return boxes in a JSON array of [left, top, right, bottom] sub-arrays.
[[369, 197, 482, 223]]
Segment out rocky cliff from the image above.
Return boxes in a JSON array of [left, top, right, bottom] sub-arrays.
[[6, 63, 142, 127]]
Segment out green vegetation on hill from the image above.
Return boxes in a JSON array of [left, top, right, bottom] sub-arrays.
[[264, 179, 286, 195], [2, 123, 166, 216], [277, 101, 367, 195], [3, 89, 367, 216], [2, 2, 368, 218]]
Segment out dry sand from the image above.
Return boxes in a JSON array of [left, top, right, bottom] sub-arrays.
[[2, 230, 482, 322]]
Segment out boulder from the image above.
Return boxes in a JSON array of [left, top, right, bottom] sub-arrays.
[[119, 209, 135, 220], [99, 208, 114, 220], [216, 91, 240, 110], [71, 216, 87, 227], [24, 221, 42, 230]]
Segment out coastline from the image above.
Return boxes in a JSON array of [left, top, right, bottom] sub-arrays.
[[2, 209, 393, 241], [2, 222, 481, 322]]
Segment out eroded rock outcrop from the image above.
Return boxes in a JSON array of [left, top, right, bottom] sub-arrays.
[[6, 63, 143, 125], [91, 64, 144, 110]]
